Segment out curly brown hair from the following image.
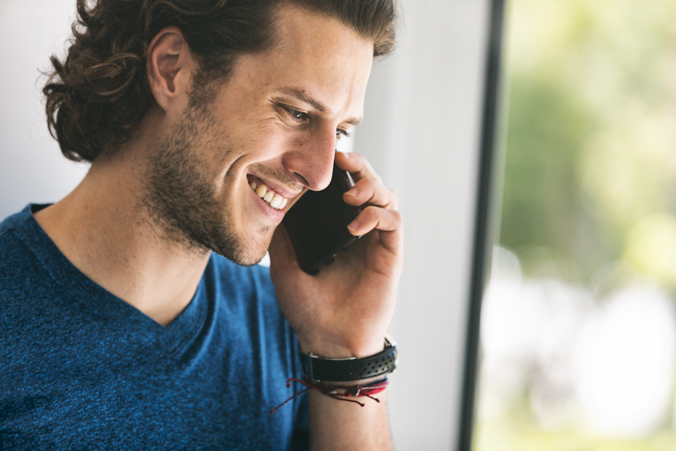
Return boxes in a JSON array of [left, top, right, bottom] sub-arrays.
[[43, 0, 397, 163]]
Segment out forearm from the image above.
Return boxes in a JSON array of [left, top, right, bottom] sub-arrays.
[[269, 151, 403, 450], [309, 389, 392, 451], [300, 338, 395, 451]]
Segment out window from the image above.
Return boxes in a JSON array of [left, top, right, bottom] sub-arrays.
[[474, 1, 676, 448]]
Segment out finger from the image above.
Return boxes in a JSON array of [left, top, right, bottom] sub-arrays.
[[343, 178, 398, 210], [348, 206, 403, 254], [348, 206, 402, 235], [335, 151, 382, 184]]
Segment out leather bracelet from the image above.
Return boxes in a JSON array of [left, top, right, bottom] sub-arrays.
[[300, 335, 398, 383], [270, 376, 389, 414]]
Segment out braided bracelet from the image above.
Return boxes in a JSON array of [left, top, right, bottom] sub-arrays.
[[269, 376, 389, 414]]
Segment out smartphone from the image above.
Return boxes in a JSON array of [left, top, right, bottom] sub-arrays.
[[282, 163, 361, 275]]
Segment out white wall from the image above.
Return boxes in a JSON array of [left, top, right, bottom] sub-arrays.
[[0, 0, 89, 220], [354, 1, 489, 449], [0, 0, 490, 449]]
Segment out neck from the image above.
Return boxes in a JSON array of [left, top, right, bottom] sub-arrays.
[[34, 135, 210, 326]]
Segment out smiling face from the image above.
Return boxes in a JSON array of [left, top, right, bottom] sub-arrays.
[[142, 6, 374, 265]]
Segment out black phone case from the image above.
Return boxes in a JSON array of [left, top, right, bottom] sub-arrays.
[[282, 165, 361, 275]]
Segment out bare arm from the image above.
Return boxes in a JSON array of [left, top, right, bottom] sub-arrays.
[[269, 151, 403, 450], [308, 389, 392, 450]]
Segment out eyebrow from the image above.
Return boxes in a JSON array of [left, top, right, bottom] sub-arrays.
[[277, 87, 363, 126]]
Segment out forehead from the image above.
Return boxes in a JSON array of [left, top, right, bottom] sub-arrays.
[[232, 6, 374, 116], [271, 6, 373, 70]]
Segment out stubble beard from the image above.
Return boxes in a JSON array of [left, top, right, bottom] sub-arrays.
[[140, 100, 270, 266]]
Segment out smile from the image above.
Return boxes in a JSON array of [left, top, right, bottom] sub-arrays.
[[249, 180, 289, 210]]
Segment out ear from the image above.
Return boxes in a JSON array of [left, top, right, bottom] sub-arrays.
[[146, 26, 196, 113]]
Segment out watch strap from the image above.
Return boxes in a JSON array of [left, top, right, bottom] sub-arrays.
[[301, 337, 398, 383]]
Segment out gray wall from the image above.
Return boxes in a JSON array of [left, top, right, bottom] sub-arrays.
[[354, 1, 489, 448], [0, 0, 490, 449], [0, 0, 88, 219]]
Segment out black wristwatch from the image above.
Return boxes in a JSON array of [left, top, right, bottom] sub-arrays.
[[301, 336, 398, 383]]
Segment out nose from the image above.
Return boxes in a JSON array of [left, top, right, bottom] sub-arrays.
[[284, 126, 336, 191]]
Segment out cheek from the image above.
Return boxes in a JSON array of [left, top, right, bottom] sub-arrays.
[[244, 120, 295, 160], [210, 126, 289, 190], [287, 131, 309, 148]]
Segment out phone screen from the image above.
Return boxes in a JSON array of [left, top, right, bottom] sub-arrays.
[[282, 164, 361, 274]]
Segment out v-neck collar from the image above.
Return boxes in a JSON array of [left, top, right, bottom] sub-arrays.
[[13, 204, 208, 356]]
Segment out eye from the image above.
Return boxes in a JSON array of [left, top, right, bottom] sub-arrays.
[[286, 107, 309, 122], [336, 129, 351, 140]]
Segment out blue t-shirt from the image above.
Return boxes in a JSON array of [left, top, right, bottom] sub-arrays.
[[0, 205, 309, 450]]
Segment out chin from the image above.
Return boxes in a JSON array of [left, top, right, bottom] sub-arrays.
[[211, 228, 273, 267], [212, 244, 266, 267]]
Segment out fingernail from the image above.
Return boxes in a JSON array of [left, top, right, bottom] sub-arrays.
[[347, 220, 360, 233], [345, 187, 359, 197], [343, 152, 352, 159]]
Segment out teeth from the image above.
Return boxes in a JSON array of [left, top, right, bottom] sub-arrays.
[[250, 179, 288, 210], [270, 194, 283, 209]]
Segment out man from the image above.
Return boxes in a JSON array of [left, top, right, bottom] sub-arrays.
[[0, 0, 402, 449]]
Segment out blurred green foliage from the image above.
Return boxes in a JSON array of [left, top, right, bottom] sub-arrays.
[[476, 0, 676, 449], [500, 75, 598, 277], [499, 0, 676, 285]]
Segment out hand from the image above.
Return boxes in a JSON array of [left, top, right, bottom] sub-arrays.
[[268, 151, 403, 358]]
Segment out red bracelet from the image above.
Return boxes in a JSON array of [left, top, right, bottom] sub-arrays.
[[269, 376, 389, 414]]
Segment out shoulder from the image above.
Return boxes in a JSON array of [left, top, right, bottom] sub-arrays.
[[0, 206, 43, 286], [0, 204, 73, 315], [0, 204, 49, 251], [0, 206, 60, 338], [0, 205, 32, 241]]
